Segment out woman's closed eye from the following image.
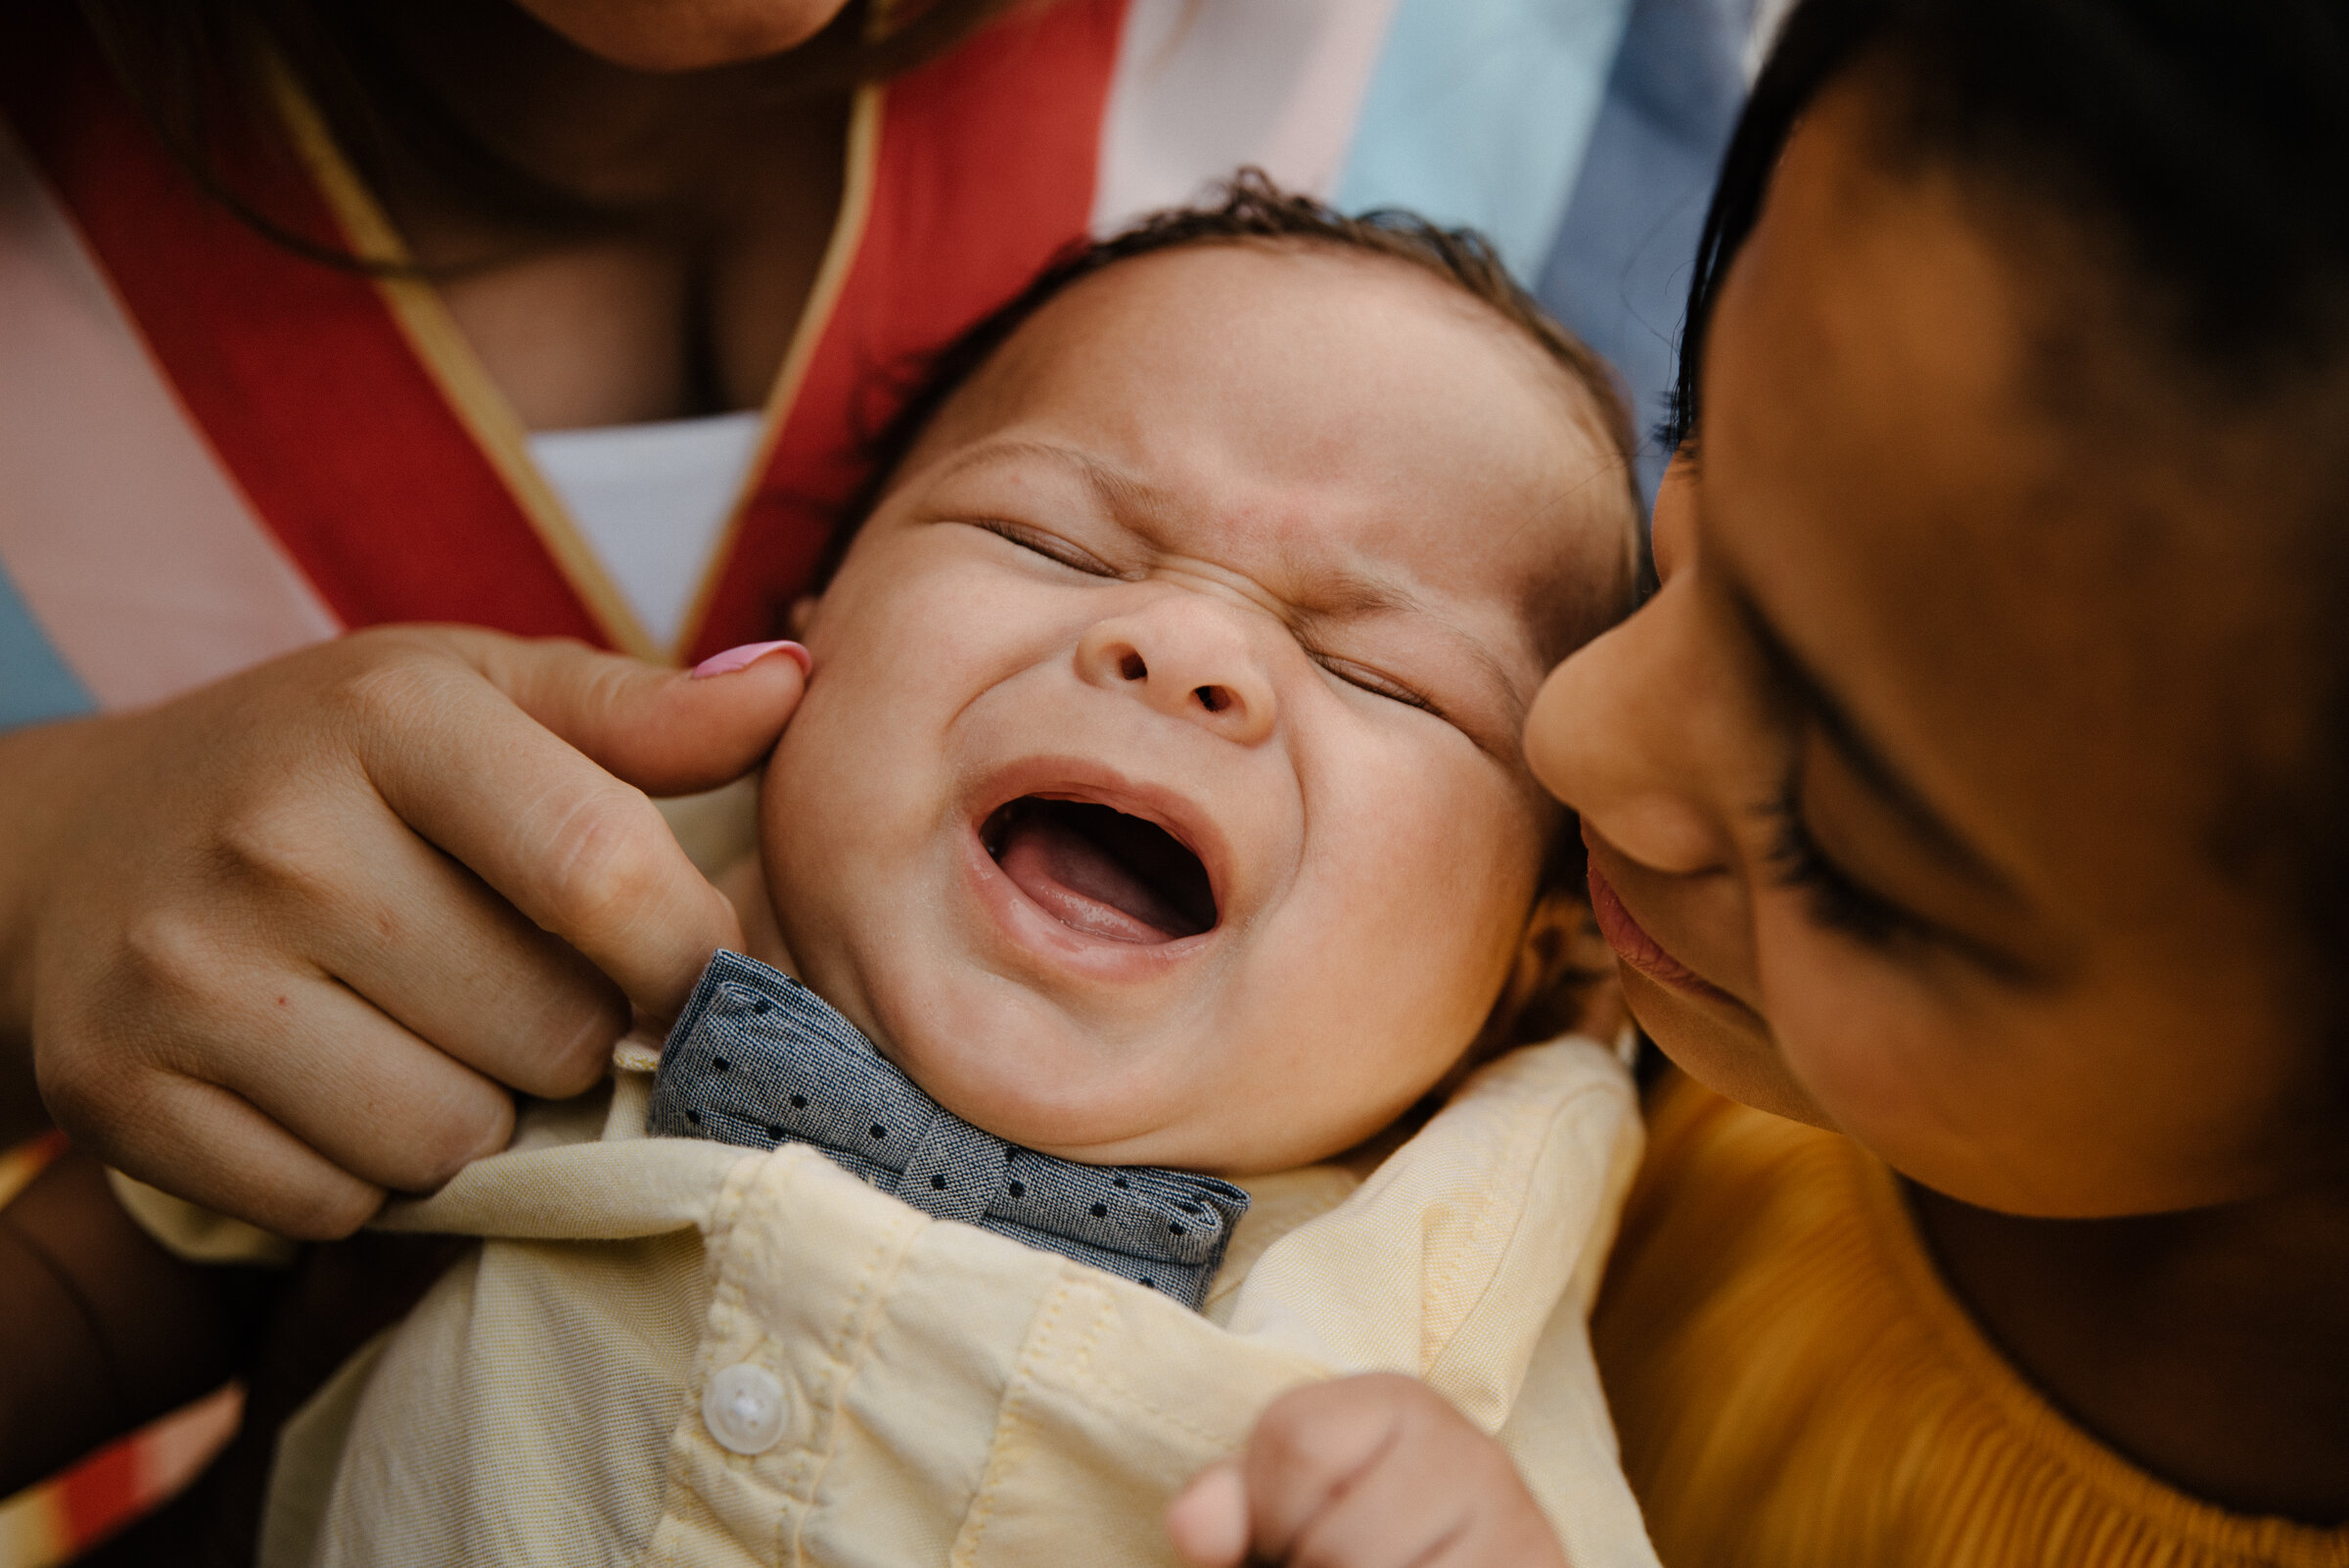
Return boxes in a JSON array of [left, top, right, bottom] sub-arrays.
[[1757, 775, 1934, 948], [1755, 771, 2045, 985]]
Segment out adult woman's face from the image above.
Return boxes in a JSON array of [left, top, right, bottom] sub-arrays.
[[509, 0, 853, 69], [1526, 81, 2339, 1219]]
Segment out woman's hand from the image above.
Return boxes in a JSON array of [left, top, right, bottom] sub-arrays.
[[1167, 1374, 1570, 1568], [0, 626, 806, 1238]]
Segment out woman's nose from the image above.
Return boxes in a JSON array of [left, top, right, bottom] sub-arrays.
[[1076, 597, 1277, 745], [1523, 593, 1731, 878]]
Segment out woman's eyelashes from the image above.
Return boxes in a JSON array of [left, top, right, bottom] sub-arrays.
[[1755, 775, 1936, 950]]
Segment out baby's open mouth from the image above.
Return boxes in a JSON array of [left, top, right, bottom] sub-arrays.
[[982, 797, 1217, 944]]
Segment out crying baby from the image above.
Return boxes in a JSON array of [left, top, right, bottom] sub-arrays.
[[263, 183, 1658, 1568]]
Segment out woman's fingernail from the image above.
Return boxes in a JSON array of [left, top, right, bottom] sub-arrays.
[[690, 641, 811, 680]]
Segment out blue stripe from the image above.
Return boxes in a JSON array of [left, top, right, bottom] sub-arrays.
[[1538, 0, 1753, 504], [1335, 0, 1637, 281], [0, 560, 96, 730]]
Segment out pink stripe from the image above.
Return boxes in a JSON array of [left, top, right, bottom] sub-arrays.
[[1091, 0, 1401, 232], [0, 121, 339, 714], [131, 1385, 243, 1502]]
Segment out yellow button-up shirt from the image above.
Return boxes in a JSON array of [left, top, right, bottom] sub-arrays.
[[244, 1035, 1657, 1568]]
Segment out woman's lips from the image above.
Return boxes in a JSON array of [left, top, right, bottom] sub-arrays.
[[1586, 855, 1736, 1004]]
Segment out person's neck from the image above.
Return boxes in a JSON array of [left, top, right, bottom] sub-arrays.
[[337, 0, 853, 425], [371, 0, 821, 212], [1911, 1173, 2349, 1525]]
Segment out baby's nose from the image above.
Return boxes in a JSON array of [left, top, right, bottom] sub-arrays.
[[1076, 598, 1276, 744]]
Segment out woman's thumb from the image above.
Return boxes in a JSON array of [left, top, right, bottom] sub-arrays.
[[467, 631, 810, 796]]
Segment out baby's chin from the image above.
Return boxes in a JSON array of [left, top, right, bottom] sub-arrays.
[[862, 1000, 1414, 1177], [865, 1002, 1228, 1166]]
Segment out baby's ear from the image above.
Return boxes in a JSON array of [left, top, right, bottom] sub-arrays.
[[787, 596, 818, 638], [1474, 887, 1623, 1059]]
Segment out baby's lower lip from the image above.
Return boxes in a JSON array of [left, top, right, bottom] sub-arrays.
[[1586, 857, 1734, 1003]]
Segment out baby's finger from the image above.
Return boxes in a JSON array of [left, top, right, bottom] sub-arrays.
[[1167, 1459, 1251, 1568], [1240, 1376, 1412, 1559], [1283, 1381, 1569, 1568], [1280, 1439, 1469, 1568]]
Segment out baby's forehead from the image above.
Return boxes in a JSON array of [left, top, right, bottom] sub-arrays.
[[902, 245, 1637, 649]]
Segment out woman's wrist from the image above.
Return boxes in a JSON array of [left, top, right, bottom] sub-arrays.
[[0, 714, 114, 1130]]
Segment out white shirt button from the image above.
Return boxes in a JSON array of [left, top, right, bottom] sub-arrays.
[[703, 1362, 791, 1455]]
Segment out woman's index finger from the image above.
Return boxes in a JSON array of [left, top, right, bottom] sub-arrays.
[[352, 638, 747, 1022]]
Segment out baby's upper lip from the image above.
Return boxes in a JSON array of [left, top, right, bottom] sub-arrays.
[[970, 755, 1234, 921]]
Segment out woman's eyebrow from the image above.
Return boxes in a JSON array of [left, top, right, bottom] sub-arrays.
[[1724, 573, 2017, 899]]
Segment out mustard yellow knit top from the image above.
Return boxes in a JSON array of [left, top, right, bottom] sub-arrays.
[[1592, 1075, 2349, 1568]]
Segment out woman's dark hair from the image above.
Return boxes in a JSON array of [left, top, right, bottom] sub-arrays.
[[1671, 0, 2349, 448], [1672, 0, 2349, 1046], [73, 0, 1022, 269]]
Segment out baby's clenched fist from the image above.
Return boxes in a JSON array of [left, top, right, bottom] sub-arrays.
[[1168, 1373, 1571, 1568]]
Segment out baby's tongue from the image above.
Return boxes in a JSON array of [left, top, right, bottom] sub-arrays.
[[995, 808, 1187, 944]]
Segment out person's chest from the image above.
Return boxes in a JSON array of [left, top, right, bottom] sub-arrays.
[[384, 87, 853, 431]]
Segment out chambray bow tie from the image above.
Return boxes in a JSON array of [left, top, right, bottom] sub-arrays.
[[647, 951, 1250, 1312]]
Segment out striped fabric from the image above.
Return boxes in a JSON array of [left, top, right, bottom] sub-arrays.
[[0, 0, 1750, 726], [0, 1136, 243, 1567], [0, 1389, 242, 1568]]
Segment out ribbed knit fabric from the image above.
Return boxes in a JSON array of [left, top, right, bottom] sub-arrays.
[[1593, 1075, 2349, 1568]]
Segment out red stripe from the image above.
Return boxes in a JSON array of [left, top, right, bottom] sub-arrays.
[[53, 1427, 146, 1550], [691, 0, 1130, 660], [0, 2, 606, 646]]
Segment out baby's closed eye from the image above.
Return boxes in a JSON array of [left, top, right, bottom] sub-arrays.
[[967, 518, 1128, 578]]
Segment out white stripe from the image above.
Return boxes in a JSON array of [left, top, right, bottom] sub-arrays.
[[528, 412, 764, 655], [1091, 0, 1404, 234], [0, 119, 339, 714], [1334, 0, 1635, 278]]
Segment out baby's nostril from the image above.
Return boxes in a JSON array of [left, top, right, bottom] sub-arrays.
[[1119, 652, 1147, 681], [1194, 685, 1229, 714]]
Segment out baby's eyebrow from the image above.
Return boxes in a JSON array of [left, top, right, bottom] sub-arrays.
[[1279, 562, 1420, 622], [942, 440, 1442, 615], [928, 438, 1178, 545]]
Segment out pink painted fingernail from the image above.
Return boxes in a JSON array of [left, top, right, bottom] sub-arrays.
[[690, 640, 811, 680]]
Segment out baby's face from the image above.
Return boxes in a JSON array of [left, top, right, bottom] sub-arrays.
[[762, 244, 1629, 1174]]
